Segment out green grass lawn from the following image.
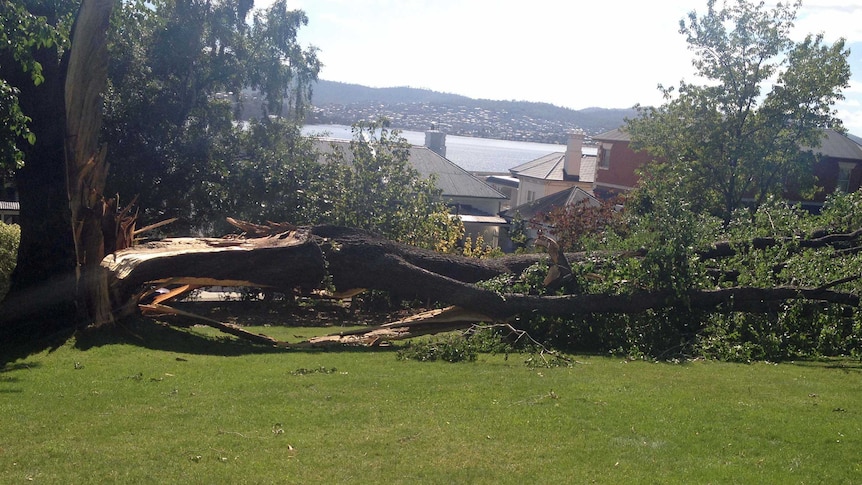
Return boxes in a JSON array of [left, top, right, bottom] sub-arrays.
[[2, 321, 862, 484]]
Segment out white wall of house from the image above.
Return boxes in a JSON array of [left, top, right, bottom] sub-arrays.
[[515, 178, 573, 207]]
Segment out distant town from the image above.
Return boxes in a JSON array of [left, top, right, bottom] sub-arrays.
[[303, 80, 636, 144]]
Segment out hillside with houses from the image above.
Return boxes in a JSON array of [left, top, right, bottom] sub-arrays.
[[298, 80, 636, 144]]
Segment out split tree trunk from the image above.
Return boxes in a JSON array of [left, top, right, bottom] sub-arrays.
[[101, 224, 860, 329], [64, 0, 114, 326]]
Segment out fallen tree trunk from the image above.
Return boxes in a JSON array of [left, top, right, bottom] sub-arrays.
[[699, 228, 862, 259], [102, 224, 860, 327]]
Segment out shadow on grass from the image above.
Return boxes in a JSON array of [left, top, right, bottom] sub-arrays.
[[786, 358, 862, 373], [1, 361, 42, 372], [0, 327, 75, 367], [0, 360, 42, 393], [73, 316, 396, 357]]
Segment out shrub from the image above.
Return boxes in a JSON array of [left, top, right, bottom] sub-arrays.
[[0, 221, 20, 300], [396, 334, 478, 363], [477, 185, 862, 361]]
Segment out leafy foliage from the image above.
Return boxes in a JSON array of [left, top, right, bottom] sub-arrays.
[[540, 195, 627, 252], [103, 0, 321, 234], [397, 326, 571, 367], [0, 221, 19, 299], [0, 0, 70, 169], [219, 118, 324, 229], [317, 120, 457, 248], [689, 192, 862, 361], [505, 212, 530, 252], [626, 0, 850, 222], [397, 334, 478, 363], [501, 176, 862, 360], [459, 234, 502, 259]]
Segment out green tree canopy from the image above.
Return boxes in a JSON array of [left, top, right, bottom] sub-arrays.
[[0, 0, 70, 168], [626, 0, 851, 222], [318, 120, 461, 251], [103, 0, 321, 233]]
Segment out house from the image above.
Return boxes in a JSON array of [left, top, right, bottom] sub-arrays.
[[799, 128, 862, 208], [508, 130, 597, 206], [590, 126, 862, 210], [591, 127, 652, 198], [1, 175, 19, 224], [311, 135, 509, 246], [498, 186, 600, 250], [0, 201, 19, 224], [483, 174, 519, 212], [495, 130, 600, 252]]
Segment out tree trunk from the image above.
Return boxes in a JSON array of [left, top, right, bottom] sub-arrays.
[[101, 225, 861, 329], [2, 4, 76, 335], [64, 0, 114, 326], [1, 0, 114, 340]]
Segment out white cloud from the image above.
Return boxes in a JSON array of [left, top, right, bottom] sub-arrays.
[[794, 2, 862, 43], [273, 0, 862, 131]]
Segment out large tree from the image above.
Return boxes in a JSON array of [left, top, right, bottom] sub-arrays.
[[0, 0, 78, 332], [0, 0, 322, 336], [626, 0, 850, 222], [104, 0, 321, 235], [0, 0, 66, 169]]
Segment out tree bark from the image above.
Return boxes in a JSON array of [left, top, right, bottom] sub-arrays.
[[101, 225, 861, 328], [2, 3, 76, 334], [1, 0, 115, 342], [64, 0, 114, 326], [700, 228, 862, 259]]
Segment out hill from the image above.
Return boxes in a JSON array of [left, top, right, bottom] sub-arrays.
[[307, 80, 636, 144]]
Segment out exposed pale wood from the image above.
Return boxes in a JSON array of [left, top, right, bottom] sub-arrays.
[[148, 284, 201, 305], [98, 221, 862, 347], [103, 224, 862, 321], [536, 234, 572, 290], [305, 306, 496, 346], [133, 217, 178, 236], [227, 217, 296, 237], [64, 0, 115, 326]]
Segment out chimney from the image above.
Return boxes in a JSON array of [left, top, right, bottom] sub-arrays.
[[564, 130, 585, 181], [425, 125, 447, 158]]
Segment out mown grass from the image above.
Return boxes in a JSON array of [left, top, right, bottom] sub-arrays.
[[2, 320, 862, 484]]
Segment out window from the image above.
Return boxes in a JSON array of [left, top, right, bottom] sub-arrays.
[[837, 162, 854, 193], [526, 190, 535, 203], [598, 144, 612, 169]]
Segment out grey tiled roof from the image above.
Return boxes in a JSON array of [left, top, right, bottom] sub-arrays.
[[595, 126, 862, 162], [807, 128, 862, 161], [579, 155, 597, 184], [508, 152, 597, 183], [312, 139, 505, 200], [509, 152, 566, 180], [593, 128, 631, 142], [500, 186, 599, 221]]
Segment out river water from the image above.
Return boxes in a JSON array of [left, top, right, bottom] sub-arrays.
[[303, 124, 566, 173]]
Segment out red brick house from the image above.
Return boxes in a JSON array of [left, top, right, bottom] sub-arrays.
[[590, 126, 862, 210], [591, 128, 652, 198], [802, 129, 862, 203]]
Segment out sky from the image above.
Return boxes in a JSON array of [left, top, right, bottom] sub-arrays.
[[272, 0, 862, 135]]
